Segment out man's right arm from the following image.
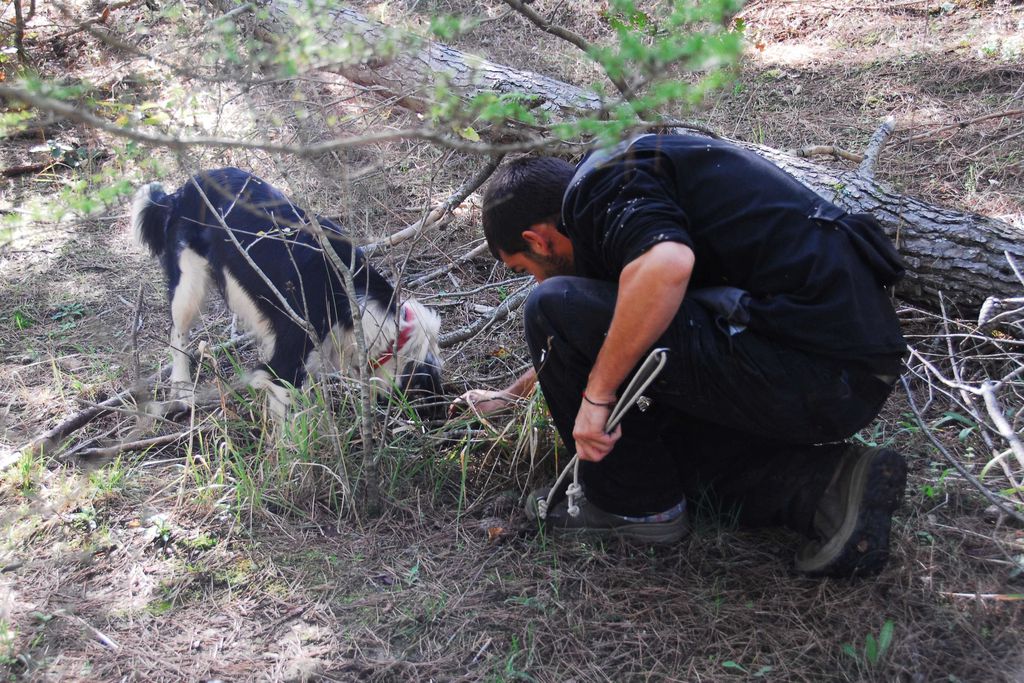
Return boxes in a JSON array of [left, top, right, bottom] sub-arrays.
[[451, 367, 537, 417]]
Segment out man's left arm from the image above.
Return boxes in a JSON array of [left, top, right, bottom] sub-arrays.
[[572, 240, 695, 462]]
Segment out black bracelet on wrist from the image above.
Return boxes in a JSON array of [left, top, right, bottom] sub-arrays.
[[581, 392, 616, 408]]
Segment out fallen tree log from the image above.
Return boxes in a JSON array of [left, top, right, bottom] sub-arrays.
[[248, 2, 1024, 312]]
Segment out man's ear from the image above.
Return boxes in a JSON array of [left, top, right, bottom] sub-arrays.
[[521, 220, 559, 255], [520, 228, 548, 255]]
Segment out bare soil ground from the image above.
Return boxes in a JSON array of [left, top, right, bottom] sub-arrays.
[[1, 0, 1023, 681]]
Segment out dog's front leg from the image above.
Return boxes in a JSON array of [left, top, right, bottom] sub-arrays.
[[247, 368, 292, 424]]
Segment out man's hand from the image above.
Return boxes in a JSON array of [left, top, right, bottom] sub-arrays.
[[449, 389, 514, 418], [448, 368, 538, 420], [572, 397, 621, 462], [575, 242, 693, 462]]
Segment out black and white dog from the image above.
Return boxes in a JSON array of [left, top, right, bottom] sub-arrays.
[[131, 168, 443, 420]]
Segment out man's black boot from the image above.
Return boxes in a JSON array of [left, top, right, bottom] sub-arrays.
[[795, 446, 907, 577]]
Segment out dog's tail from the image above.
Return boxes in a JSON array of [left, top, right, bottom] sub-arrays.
[[131, 181, 171, 257]]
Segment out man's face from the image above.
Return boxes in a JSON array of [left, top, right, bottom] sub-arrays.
[[498, 223, 575, 282], [500, 246, 573, 282]]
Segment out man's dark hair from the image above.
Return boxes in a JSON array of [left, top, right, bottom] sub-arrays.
[[481, 156, 576, 259]]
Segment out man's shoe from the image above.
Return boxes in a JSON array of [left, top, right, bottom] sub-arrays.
[[525, 488, 689, 544], [795, 446, 907, 578]]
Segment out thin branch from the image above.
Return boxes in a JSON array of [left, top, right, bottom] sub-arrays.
[[858, 116, 895, 179], [303, 219, 380, 516], [6, 378, 161, 469], [132, 282, 145, 383], [981, 382, 1024, 474], [0, 84, 560, 157], [906, 109, 1024, 142], [978, 297, 1024, 328], [788, 145, 864, 163], [77, 431, 195, 459], [901, 376, 1024, 526], [966, 127, 1024, 160], [6, 336, 250, 468], [940, 592, 1024, 602], [439, 284, 532, 348], [501, 0, 630, 97], [51, 0, 141, 41], [1, 161, 56, 177], [906, 346, 982, 397], [427, 275, 531, 300], [68, 614, 119, 651], [13, 0, 25, 63], [363, 155, 503, 254], [1007, 252, 1024, 288], [408, 241, 490, 288]]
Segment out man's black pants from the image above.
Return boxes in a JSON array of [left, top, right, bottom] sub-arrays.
[[524, 276, 898, 533]]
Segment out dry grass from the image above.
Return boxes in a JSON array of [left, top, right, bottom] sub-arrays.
[[2, 0, 1023, 681]]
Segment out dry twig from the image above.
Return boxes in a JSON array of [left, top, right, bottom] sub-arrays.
[[439, 284, 532, 348], [76, 431, 195, 459], [408, 241, 490, 288], [858, 116, 895, 179], [363, 156, 503, 254], [901, 376, 1024, 525], [906, 109, 1024, 142], [787, 145, 864, 163]]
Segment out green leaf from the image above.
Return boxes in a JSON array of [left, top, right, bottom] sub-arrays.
[[12, 310, 34, 330], [864, 633, 878, 664], [878, 620, 895, 656], [932, 411, 976, 429], [841, 643, 859, 660], [458, 126, 480, 142], [722, 661, 747, 673]]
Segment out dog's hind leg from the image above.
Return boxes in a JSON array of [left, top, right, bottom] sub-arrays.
[[168, 249, 212, 400]]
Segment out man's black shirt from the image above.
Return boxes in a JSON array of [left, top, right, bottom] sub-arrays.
[[560, 134, 907, 372]]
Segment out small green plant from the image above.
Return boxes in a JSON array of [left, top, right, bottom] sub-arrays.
[[11, 309, 34, 331], [51, 301, 87, 333], [70, 506, 98, 533], [148, 515, 173, 549], [0, 619, 17, 667], [403, 561, 421, 588], [930, 410, 977, 441], [8, 449, 42, 494], [920, 466, 952, 499], [964, 163, 979, 196], [842, 619, 895, 669], [89, 456, 129, 494], [492, 633, 535, 682], [145, 598, 174, 616], [182, 532, 218, 551]]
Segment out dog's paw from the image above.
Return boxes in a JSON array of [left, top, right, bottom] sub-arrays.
[[144, 398, 193, 422]]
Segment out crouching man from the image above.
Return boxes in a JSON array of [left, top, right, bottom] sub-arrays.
[[460, 133, 909, 578]]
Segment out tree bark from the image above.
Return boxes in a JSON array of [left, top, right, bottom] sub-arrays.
[[250, 2, 1023, 312]]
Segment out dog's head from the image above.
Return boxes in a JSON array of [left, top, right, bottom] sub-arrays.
[[398, 350, 445, 420], [393, 300, 445, 420]]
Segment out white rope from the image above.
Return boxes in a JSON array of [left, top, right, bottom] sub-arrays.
[[538, 454, 582, 519], [538, 348, 668, 520]]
